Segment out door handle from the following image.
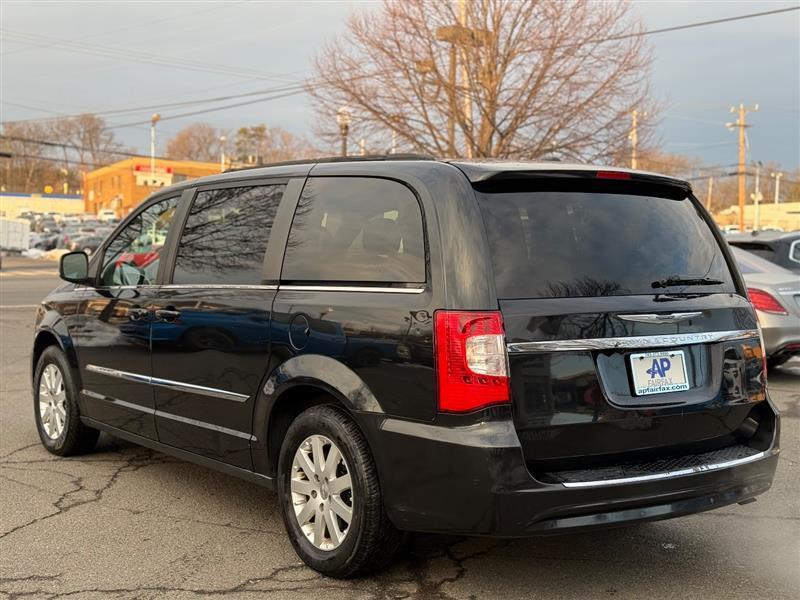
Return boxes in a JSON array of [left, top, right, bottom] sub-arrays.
[[154, 308, 181, 323], [129, 307, 150, 321]]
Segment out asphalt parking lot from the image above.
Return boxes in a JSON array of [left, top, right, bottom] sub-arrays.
[[1, 256, 798, 599]]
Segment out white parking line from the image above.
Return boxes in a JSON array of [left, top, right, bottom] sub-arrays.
[[0, 270, 57, 277], [0, 305, 38, 309]]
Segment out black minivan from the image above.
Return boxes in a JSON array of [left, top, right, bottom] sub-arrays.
[[33, 157, 779, 577]]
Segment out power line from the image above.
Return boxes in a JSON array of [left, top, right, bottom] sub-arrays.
[[4, 7, 796, 127], [565, 6, 800, 47], [1, 153, 104, 169], [1, 81, 310, 125], [2, 29, 304, 84], [105, 88, 312, 129], [0, 135, 168, 160]]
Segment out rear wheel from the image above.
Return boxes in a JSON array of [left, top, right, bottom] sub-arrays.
[[277, 404, 402, 578], [33, 346, 99, 455]]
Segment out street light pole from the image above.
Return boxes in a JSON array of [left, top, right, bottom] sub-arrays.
[[770, 171, 783, 204], [770, 171, 783, 230], [219, 135, 227, 172], [150, 113, 161, 179], [336, 106, 351, 157], [751, 161, 763, 231]]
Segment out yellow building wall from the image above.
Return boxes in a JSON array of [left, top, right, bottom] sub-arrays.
[[0, 194, 84, 220], [714, 202, 800, 231]]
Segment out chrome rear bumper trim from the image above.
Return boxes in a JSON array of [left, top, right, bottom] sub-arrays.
[[561, 450, 771, 488], [507, 329, 759, 354]]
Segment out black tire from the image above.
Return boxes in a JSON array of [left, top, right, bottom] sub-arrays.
[[277, 404, 403, 578], [33, 346, 99, 456]]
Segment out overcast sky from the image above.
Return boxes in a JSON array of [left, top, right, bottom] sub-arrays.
[[2, 0, 798, 168]]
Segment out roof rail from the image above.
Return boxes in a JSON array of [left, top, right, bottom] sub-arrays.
[[224, 153, 436, 173]]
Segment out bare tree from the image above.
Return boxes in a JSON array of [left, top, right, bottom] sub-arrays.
[[309, 0, 656, 161], [1, 121, 61, 193], [233, 124, 315, 164], [2, 114, 126, 193], [166, 123, 226, 162], [49, 114, 125, 167]]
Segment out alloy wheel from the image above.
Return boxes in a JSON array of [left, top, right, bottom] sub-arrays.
[[290, 434, 353, 551], [39, 363, 66, 439]]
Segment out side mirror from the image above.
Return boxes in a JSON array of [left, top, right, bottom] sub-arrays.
[[59, 251, 90, 284]]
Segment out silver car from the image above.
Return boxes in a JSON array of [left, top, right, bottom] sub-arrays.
[[731, 246, 800, 367]]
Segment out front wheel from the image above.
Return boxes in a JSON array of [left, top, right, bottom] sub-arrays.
[[33, 346, 99, 455], [277, 405, 402, 578]]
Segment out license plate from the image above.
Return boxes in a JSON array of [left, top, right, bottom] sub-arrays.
[[630, 350, 690, 396]]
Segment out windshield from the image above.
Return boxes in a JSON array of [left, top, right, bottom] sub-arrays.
[[477, 188, 736, 299]]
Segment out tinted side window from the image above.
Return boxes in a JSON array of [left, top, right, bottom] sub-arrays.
[[100, 197, 179, 286], [282, 177, 425, 283], [172, 184, 285, 285]]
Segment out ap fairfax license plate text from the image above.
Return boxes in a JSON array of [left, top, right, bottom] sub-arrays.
[[630, 350, 690, 396]]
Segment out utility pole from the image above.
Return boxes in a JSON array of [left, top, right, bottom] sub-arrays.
[[459, 0, 472, 158], [436, 1, 487, 157], [629, 110, 645, 169], [219, 135, 226, 172], [706, 176, 714, 211], [726, 103, 758, 231]]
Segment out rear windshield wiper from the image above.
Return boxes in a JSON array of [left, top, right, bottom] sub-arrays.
[[651, 276, 724, 289]]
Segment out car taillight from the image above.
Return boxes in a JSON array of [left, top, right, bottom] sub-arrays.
[[747, 288, 787, 315], [434, 310, 510, 413]]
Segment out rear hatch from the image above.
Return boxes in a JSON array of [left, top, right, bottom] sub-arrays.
[[474, 172, 769, 476]]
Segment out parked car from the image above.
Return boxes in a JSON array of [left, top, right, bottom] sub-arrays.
[[36, 218, 60, 234], [730, 247, 800, 367], [33, 157, 779, 578], [62, 215, 82, 226], [68, 235, 104, 255], [97, 209, 117, 222], [727, 231, 800, 273]]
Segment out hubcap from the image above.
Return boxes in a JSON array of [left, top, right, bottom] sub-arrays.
[[290, 434, 353, 551], [38, 364, 66, 440]]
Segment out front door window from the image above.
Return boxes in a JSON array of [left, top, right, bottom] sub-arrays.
[[100, 197, 179, 287]]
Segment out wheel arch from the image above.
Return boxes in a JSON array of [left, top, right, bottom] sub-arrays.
[[251, 354, 384, 478], [32, 316, 80, 387]]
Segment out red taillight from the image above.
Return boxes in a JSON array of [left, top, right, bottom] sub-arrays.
[[747, 288, 787, 315], [434, 310, 510, 413], [595, 170, 631, 180]]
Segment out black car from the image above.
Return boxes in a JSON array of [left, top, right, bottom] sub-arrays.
[[727, 231, 800, 273], [33, 157, 779, 578]]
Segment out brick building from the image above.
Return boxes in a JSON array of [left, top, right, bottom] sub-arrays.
[[83, 157, 220, 217]]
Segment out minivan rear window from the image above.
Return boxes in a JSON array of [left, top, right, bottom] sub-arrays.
[[476, 189, 736, 299]]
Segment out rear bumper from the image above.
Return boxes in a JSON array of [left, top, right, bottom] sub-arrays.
[[759, 312, 800, 357], [362, 401, 780, 536]]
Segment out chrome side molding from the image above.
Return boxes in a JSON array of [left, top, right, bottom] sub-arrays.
[[86, 364, 249, 402], [617, 312, 703, 324], [81, 389, 254, 440], [560, 450, 771, 488], [506, 329, 760, 354]]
